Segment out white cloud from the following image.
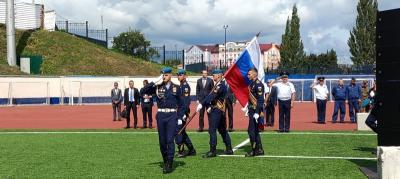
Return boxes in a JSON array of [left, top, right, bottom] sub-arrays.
[[19, 0, 400, 63]]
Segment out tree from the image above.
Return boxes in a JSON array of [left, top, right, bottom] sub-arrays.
[[279, 4, 305, 70], [348, 0, 378, 66], [279, 17, 291, 69], [288, 4, 305, 68], [112, 29, 154, 60], [304, 49, 338, 74]]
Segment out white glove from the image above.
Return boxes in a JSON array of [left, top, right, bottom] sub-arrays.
[[178, 119, 183, 125], [196, 104, 203, 112], [196, 100, 200, 104], [253, 113, 260, 120], [241, 106, 248, 115], [207, 107, 211, 113], [182, 115, 187, 121], [154, 74, 163, 85]]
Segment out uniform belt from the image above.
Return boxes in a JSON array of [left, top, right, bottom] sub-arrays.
[[157, 108, 176, 113], [248, 104, 256, 109]]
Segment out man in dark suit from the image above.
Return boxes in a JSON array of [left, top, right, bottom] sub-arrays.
[[111, 82, 123, 121], [124, 80, 140, 129], [265, 79, 278, 127], [140, 80, 153, 129], [225, 81, 236, 132], [196, 70, 214, 132]]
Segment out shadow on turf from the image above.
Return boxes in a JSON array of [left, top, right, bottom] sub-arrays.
[[148, 160, 186, 172], [353, 147, 376, 154], [348, 159, 377, 179]]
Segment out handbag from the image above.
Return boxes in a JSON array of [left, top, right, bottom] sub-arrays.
[[362, 99, 371, 107], [121, 108, 127, 118]]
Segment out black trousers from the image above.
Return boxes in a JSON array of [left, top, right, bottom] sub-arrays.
[[316, 99, 327, 123], [126, 101, 138, 128], [225, 98, 234, 130], [141, 103, 153, 127], [278, 100, 291, 132], [199, 107, 206, 130], [265, 103, 275, 125]]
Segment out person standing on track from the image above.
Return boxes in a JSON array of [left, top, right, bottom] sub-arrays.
[[347, 77, 361, 123], [311, 77, 329, 124], [123, 80, 139, 129], [139, 80, 153, 129], [331, 79, 347, 123], [141, 67, 181, 174], [244, 68, 265, 157], [196, 69, 233, 158], [175, 69, 196, 158], [111, 82, 122, 121], [272, 72, 296, 133], [196, 70, 214, 132]]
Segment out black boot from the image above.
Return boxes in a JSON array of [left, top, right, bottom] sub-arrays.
[[176, 145, 185, 158], [224, 145, 233, 155], [186, 143, 196, 156], [163, 159, 173, 174], [162, 156, 167, 172], [255, 143, 264, 156], [203, 145, 217, 158], [245, 142, 256, 157]]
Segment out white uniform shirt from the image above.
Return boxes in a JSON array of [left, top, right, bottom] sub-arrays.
[[313, 84, 329, 100], [273, 82, 296, 101]]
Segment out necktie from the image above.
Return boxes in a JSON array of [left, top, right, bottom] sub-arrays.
[[130, 89, 133, 101]]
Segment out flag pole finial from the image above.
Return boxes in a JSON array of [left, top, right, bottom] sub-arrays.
[[255, 31, 262, 37]]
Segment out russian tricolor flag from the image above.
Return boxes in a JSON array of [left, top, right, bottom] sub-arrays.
[[225, 36, 265, 106]]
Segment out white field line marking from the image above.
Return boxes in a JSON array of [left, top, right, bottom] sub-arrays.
[[0, 131, 376, 136], [218, 155, 377, 160], [232, 138, 250, 152]]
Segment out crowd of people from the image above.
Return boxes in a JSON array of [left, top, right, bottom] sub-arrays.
[[110, 68, 377, 174]]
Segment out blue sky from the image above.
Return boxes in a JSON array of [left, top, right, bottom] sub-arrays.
[[29, 0, 400, 64]]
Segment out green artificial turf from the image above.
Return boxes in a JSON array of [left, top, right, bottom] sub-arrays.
[[0, 131, 376, 178]]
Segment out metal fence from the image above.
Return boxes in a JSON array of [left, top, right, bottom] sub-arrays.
[[267, 64, 375, 75], [55, 20, 108, 47], [150, 45, 184, 65], [0, 76, 375, 106]]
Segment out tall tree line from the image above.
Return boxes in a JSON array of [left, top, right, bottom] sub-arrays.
[[348, 0, 378, 67]]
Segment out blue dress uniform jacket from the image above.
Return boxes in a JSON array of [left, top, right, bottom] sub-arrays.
[[142, 81, 181, 161], [247, 79, 264, 149], [347, 84, 361, 100], [346, 84, 361, 122], [175, 80, 193, 147], [177, 81, 191, 119], [201, 80, 232, 147], [331, 85, 347, 101]]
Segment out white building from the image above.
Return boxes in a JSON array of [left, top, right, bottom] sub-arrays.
[[185, 42, 281, 70], [185, 44, 219, 70]]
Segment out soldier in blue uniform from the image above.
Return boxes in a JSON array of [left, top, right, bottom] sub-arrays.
[[347, 77, 361, 123], [141, 67, 181, 174], [196, 69, 233, 158], [175, 69, 196, 158], [331, 79, 347, 123], [245, 68, 265, 157]]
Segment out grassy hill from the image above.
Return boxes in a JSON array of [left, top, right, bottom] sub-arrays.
[[0, 24, 170, 76]]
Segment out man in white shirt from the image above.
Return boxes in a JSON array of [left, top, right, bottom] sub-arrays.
[[311, 77, 329, 124], [272, 72, 296, 132]]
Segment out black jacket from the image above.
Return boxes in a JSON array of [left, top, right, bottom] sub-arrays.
[[124, 87, 140, 105], [267, 86, 278, 106], [196, 77, 214, 101], [139, 87, 153, 106]]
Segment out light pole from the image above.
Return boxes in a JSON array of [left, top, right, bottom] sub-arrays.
[[223, 25, 228, 70]]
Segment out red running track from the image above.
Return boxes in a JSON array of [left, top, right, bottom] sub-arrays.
[[0, 102, 358, 131]]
